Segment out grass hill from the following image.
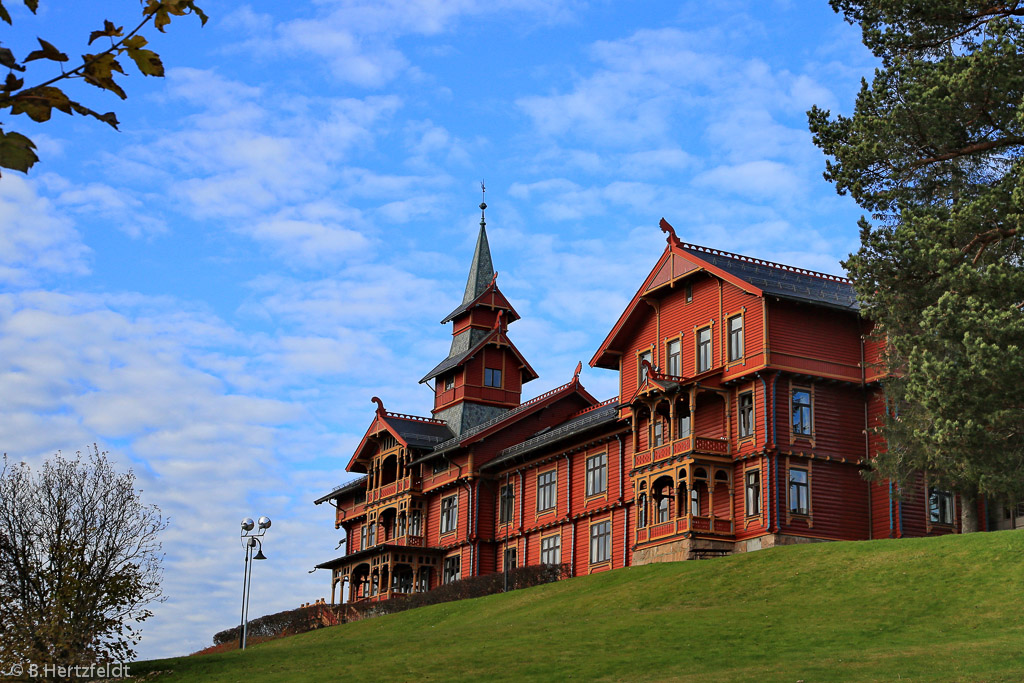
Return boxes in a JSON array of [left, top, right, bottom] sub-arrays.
[[134, 530, 1024, 682]]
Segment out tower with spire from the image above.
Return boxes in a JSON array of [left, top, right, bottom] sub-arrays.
[[419, 191, 538, 435]]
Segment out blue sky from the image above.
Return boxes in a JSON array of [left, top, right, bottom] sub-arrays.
[[0, 0, 875, 660]]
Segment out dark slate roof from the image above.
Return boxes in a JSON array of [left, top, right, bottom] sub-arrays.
[[410, 380, 583, 464], [314, 475, 367, 505], [384, 416, 453, 449], [316, 543, 447, 569], [420, 338, 481, 383], [482, 401, 621, 471], [679, 244, 859, 311], [462, 223, 494, 306]]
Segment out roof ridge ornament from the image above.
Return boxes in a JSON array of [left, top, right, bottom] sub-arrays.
[[573, 361, 582, 382], [371, 396, 385, 416], [659, 217, 682, 248], [493, 309, 504, 330]]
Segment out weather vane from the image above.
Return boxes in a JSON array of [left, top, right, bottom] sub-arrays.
[[480, 179, 487, 228]]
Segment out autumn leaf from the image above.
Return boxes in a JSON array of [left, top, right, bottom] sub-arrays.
[[69, 102, 119, 129], [124, 36, 163, 77], [0, 129, 39, 175], [9, 86, 71, 122], [82, 53, 127, 99], [88, 19, 123, 46], [24, 37, 68, 63]]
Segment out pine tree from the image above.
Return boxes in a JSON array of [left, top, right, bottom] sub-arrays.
[[808, 1, 1024, 530]]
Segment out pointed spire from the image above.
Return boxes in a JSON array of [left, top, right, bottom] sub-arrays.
[[462, 182, 495, 304]]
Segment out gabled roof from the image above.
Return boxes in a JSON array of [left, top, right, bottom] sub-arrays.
[[345, 399, 453, 472], [590, 218, 857, 369], [314, 475, 367, 505], [482, 399, 621, 472], [440, 279, 521, 325], [410, 375, 599, 464], [419, 326, 538, 384]]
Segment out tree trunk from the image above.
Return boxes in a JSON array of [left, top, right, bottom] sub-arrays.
[[960, 488, 979, 533]]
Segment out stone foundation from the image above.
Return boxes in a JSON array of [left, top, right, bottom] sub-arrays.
[[733, 533, 830, 553], [632, 537, 735, 564]]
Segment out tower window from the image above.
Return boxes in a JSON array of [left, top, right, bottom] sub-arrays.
[[484, 368, 502, 387], [444, 373, 455, 391]]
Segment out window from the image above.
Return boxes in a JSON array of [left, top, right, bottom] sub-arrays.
[[638, 349, 652, 382], [585, 453, 607, 497], [690, 488, 700, 516], [499, 484, 515, 523], [696, 327, 712, 373], [409, 510, 422, 536], [929, 488, 954, 525], [397, 512, 407, 537], [416, 568, 430, 593], [657, 494, 669, 523], [504, 547, 518, 570], [590, 520, 611, 563], [440, 495, 458, 534], [652, 419, 664, 446], [666, 338, 681, 376], [367, 522, 376, 546], [443, 555, 461, 584], [484, 367, 502, 388], [738, 392, 754, 439], [433, 458, 448, 475], [745, 470, 761, 515], [444, 373, 454, 391], [789, 468, 809, 515], [685, 283, 693, 303], [371, 573, 379, 596], [678, 413, 691, 439], [360, 526, 367, 549], [792, 388, 812, 436], [728, 315, 744, 362], [637, 493, 647, 527], [540, 535, 561, 565], [537, 470, 557, 512]]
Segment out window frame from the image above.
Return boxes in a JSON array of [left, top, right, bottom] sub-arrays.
[[791, 385, 813, 439], [585, 453, 608, 498], [443, 554, 461, 584], [499, 483, 515, 524], [540, 533, 561, 565], [409, 509, 422, 537], [484, 367, 502, 388], [440, 494, 459, 535], [666, 337, 682, 377], [444, 373, 455, 391], [536, 468, 557, 513], [637, 348, 653, 383], [738, 391, 754, 440], [589, 518, 611, 565], [745, 468, 761, 516], [788, 467, 809, 516], [696, 326, 712, 374], [928, 486, 955, 526], [503, 546, 518, 571], [727, 314, 744, 362]]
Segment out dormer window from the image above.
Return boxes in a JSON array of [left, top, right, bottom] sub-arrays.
[[484, 368, 502, 387]]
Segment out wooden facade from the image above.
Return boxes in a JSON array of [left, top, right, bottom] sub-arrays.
[[314, 216, 976, 606]]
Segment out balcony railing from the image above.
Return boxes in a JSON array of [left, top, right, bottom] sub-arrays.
[[634, 514, 732, 544], [367, 475, 421, 504], [632, 435, 731, 468]]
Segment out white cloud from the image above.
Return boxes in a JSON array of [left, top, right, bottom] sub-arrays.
[[0, 176, 90, 285], [693, 160, 804, 199]]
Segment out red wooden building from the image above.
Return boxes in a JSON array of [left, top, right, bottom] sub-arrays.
[[314, 211, 968, 606]]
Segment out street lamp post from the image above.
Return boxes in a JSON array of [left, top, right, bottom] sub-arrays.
[[239, 515, 271, 650]]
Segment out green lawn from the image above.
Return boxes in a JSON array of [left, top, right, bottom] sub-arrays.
[[134, 531, 1024, 682]]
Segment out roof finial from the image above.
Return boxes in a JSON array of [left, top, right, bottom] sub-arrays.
[[660, 217, 682, 248], [479, 180, 487, 229]]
